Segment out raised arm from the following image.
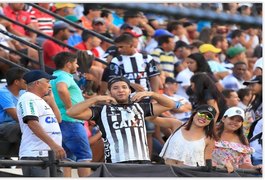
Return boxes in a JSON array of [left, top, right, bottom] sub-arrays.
[[66, 95, 117, 120], [131, 91, 175, 116]]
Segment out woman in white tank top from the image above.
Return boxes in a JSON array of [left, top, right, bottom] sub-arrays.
[[149, 104, 217, 166]]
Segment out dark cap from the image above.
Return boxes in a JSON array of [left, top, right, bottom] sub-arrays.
[[108, 76, 130, 90], [195, 104, 217, 120], [53, 21, 75, 32], [165, 77, 182, 84], [174, 40, 193, 51], [23, 70, 57, 84], [243, 75, 262, 85]]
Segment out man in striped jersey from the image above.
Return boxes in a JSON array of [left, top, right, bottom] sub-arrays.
[[67, 77, 175, 163], [100, 33, 161, 159]]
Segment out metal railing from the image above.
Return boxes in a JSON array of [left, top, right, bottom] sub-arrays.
[[0, 150, 260, 177], [0, 28, 44, 71]]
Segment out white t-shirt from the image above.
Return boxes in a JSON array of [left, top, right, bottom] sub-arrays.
[[17, 92, 62, 158], [175, 68, 193, 99]]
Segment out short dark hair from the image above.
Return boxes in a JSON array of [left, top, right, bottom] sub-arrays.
[[231, 29, 243, 39], [211, 35, 225, 46], [101, 9, 112, 18], [5, 67, 26, 86], [237, 88, 251, 102], [53, 51, 77, 69], [222, 89, 235, 98], [81, 30, 94, 42], [234, 61, 247, 68], [157, 35, 173, 46], [114, 34, 133, 44]]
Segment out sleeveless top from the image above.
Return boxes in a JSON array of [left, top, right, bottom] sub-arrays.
[[159, 128, 206, 166]]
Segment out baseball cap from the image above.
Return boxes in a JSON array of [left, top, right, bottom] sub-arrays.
[[223, 107, 245, 120], [238, 3, 253, 8], [53, 21, 75, 32], [55, 3, 76, 9], [199, 44, 221, 54], [120, 23, 133, 30], [108, 76, 130, 90], [65, 15, 81, 23], [123, 30, 142, 38], [23, 70, 57, 84], [243, 75, 262, 85], [226, 46, 246, 58], [195, 104, 217, 120], [154, 29, 174, 38], [165, 77, 182, 84], [92, 18, 105, 25]]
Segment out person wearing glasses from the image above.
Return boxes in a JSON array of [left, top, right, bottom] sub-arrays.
[[67, 76, 175, 164], [148, 104, 217, 167]]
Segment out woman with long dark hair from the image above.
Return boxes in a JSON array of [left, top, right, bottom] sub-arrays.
[[212, 107, 262, 173], [186, 53, 223, 92], [187, 72, 227, 122], [149, 104, 217, 167]]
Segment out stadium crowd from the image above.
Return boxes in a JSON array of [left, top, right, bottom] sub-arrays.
[[0, 3, 262, 177]]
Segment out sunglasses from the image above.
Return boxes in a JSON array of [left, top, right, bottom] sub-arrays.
[[197, 112, 213, 121]]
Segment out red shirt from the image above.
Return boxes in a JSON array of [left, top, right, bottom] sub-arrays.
[[43, 39, 69, 68], [74, 42, 99, 57], [3, 5, 31, 36]]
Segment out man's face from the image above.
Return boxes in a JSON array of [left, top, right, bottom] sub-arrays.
[[68, 59, 79, 74], [115, 42, 134, 55], [233, 64, 247, 79], [226, 92, 240, 107], [109, 81, 131, 104], [249, 83, 262, 95], [10, 3, 24, 11]]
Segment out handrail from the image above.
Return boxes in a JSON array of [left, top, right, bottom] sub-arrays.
[[0, 57, 30, 72], [0, 28, 44, 71], [101, 3, 262, 28], [0, 14, 108, 66], [0, 44, 55, 72], [27, 3, 114, 44]]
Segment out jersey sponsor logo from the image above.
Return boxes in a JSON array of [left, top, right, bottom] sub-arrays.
[[29, 100, 36, 115], [124, 72, 147, 80], [112, 118, 143, 130], [45, 117, 57, 124], [19, 102, 24, 116]]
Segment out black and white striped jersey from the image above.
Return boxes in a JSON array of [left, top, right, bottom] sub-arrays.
[[90, 102, 154, 163], [103, 52, 160, 91]]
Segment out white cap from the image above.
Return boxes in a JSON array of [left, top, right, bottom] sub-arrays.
[[224, 107, 245, 120]]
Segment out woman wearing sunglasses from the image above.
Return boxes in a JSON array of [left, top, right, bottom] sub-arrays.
[[212, 107, 262, 174], [149, 104, 217, 167]]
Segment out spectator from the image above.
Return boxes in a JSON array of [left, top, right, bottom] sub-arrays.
[[81, 3, 102, 30], [237, 88, 253, 110], [100, 9, 119, 37], [199, 43, 229, 80], [173, 40, 192, 64], [163, 77, 192, 122], [153, 104, 217, 167], [42, 21, 72, 72], [222, 89, 240, 107], [186, 52, 223, 92], [187, 73, 227, 122], [0, 68, 26, 152], [212, 107, 262, 174], [29, 3, 55, 46], [151, 34, 180, 79], [101, 34, 161, 159], [211, 35, 229, 63], [17, 70, 65, 177], [252, 57, 262, 76], [224, 46, 248, 72], [167, 20, 190, 44], [65, 14, 82, 47], [67, 76, 175, 163], [50, 52, 92, 177], [54, 3, 76, 17], [221, 61, 247, 91], [91, 17, 107, 34]]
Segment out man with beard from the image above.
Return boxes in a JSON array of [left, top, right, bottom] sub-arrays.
[[67, 76, 175, 164], [50, 52, 92, 177]]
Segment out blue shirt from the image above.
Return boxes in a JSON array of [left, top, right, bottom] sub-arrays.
[[0, 86, 25, 124]]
